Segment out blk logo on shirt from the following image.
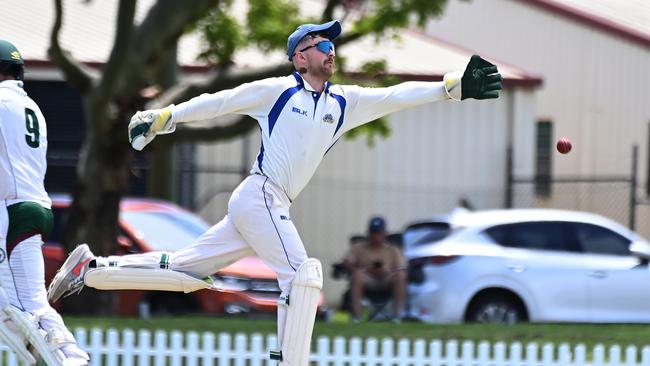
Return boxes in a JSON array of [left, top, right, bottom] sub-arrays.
[[292, 107, 308, 116]]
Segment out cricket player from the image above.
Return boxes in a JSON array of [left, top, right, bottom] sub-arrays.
[[48, 20, 501, 365], [0, 40, 90, 365]]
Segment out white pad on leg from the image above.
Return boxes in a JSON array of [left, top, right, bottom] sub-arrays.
[[0, 307, 37, 365], [45, 328, 89, 366], [2, 306, 64, 366], [85, 267, 213, 292], [277, 258, 323, 366]]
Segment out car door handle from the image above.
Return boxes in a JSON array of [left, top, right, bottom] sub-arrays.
[[507, 264, 526, 272], [588, 270, 607, 279]]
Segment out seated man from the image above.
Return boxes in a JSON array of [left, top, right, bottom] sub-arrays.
[[342, 217, 406, 322]]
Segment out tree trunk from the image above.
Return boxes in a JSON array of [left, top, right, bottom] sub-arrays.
[[148, 142, 175, 200], [60, 101, 135, 314]]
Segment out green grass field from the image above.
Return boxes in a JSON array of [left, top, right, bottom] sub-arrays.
[[63, 314, 650, 350]]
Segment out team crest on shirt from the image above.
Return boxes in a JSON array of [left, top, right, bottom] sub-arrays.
[[322, 114, 334, 124]]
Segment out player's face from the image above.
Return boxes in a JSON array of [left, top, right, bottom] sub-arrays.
[[368, 230, 386, 245], [299, 36, 336, 79]]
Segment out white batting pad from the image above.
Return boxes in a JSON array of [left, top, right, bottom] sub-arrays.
[[0, 307, 37, 365], [279, 258, 323, 365], [85, 267, 213, 292], [2, 306, 64, 366]]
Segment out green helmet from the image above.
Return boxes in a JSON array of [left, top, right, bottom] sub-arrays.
[[0, 40, 24, 65]]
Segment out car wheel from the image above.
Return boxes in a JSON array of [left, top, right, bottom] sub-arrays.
[[466, 295, 524, 324]]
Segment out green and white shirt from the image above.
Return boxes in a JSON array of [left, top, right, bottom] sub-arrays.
[[0, 80, 51, 208]]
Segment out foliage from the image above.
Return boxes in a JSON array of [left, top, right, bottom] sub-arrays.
[[197, 1, 245, 65], [246, 0, 302, 52], [351, 0, 448, 36]]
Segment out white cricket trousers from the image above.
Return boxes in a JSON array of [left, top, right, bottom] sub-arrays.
[[110, 175, 309, 348], [112, 173, 309, 295], [0, 202, 88, 362]]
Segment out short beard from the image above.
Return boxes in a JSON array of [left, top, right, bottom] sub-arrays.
[[318, 68, 333, 79], [320, 62, 334, 78], [297, 60, 334, 79]]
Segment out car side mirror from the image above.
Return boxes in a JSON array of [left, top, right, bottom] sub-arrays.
[[629, 241, 650, 264]]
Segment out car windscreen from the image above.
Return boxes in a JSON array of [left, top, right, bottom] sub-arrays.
[[120, 211, 210, 251], [402, 222, 452, 250]]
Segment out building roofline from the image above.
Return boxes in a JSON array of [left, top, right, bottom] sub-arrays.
[[523, 0, 650, 49], [405, 30, 544, 88], [25, 59, 213, 73]]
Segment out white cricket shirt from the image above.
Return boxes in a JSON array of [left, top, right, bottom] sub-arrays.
[[0, 80, 51, 207], [171, 72, 452, 201]]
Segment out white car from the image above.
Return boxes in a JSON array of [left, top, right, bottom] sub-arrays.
[[404, 208, 650, 324]]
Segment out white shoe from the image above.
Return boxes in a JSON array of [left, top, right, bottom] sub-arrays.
[[47, 244, 95, 303]]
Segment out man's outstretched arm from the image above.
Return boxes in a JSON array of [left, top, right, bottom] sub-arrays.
[[340, 55, 503, 135], [128, 77, 281, 150]]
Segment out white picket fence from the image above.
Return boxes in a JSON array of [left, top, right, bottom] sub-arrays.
[[2, 328, 650, 366]]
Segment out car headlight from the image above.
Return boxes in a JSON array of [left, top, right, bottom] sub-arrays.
[[212, 275, 251, 291]]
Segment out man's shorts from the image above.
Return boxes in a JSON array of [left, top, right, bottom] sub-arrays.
[[6, 201, 53, 252]]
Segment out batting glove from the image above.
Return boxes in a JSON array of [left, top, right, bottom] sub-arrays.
[[459, 55, 502, 100], [128, 105, 174, 150]]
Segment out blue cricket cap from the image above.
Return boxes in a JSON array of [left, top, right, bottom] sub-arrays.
[[368, 216, 386, 232], [287, 20, 341, 61]]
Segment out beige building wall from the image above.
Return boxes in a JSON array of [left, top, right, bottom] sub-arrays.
[[195, 89, 537, 303], [426, 0, 650, 237]]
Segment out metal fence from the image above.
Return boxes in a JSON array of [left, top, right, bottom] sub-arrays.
[[510, 178, 635, 227], [3, 328, 650, 366], [508, 146, 643, 231]]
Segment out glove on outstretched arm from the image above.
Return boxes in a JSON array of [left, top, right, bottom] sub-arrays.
[[442, 55, 502, 101], [128, 105, 174, 151], [460, 55, 503, 100]]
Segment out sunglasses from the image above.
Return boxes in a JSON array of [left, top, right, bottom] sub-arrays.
[[297, 40, 335, 55]]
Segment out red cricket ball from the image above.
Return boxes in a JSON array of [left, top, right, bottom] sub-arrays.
[[556, 138, 572, 154]]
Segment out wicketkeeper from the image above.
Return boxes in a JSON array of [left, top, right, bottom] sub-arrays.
[[48, 20, 501, 365]]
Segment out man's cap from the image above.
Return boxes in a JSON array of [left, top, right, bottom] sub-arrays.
[[368, 216, 386, 232], [0, 40, 24, 65], [287, 20, 341, 61]]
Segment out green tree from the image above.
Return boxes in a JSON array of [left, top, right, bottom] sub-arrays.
[[49, 0, 448, 313]]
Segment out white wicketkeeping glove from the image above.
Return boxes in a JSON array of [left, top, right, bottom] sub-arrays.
[[128, 105, 175, 151]]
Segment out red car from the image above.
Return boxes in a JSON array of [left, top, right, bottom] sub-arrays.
[[45, 194, 326, 317]]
